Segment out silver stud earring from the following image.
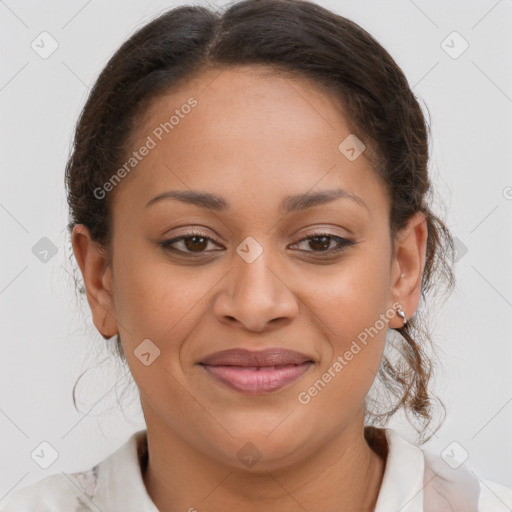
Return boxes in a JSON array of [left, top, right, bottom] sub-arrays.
[[397, 308, 407, 325]]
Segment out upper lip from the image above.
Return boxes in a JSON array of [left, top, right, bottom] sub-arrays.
[[199, 348, 314, 367]]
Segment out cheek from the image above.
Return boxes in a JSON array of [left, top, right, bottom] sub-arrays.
[[302, 246, 391, 382], [298, 283, 390, 423], [304, 245, 392, 335], [111, 241, 211, 349]]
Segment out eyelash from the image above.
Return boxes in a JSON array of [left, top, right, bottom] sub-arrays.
[[159, 229, 355, 257]]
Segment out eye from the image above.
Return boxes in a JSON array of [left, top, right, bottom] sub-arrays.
[[159, 230, 355, 257], [290, 232, 355, 255], [160, 230, 223, 255]]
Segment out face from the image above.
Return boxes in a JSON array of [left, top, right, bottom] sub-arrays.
[[73, 65, 426, 470]]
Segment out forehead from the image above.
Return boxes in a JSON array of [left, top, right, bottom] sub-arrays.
[[134, 65, 353, 145], [114, 65, 389, 221]]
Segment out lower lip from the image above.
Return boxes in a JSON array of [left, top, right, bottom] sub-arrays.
[[201, 362, 313, 394]]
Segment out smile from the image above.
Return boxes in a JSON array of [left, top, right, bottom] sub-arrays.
[[200, 362, 314, 394]]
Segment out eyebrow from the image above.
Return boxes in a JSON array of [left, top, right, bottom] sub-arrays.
[[145, 188, 369, 213]]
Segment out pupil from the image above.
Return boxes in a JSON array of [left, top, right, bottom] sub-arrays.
[[185, 236, 207, 251], [310, 236, 330, 251]]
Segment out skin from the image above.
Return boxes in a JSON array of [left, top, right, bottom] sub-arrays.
[[72, 65, 427, 511]]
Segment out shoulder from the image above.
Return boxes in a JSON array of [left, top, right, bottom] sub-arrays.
[[0, 470, 97, 511], [378, 427, 512, 512], [0, 430, 153, 512], [478, 477, 512, 511], [419, 439, 512, 512]]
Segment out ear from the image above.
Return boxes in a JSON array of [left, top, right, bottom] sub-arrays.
[[71, 224, 118, 338], [388, 212, 428, 328]]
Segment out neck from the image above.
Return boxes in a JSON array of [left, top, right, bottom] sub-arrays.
[[142, 413, 387, 512]]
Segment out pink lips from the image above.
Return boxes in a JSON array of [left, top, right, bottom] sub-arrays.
[[199, 348, 314, 394]]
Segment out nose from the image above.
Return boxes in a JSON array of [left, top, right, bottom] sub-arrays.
[[212, 249, 299, 333]]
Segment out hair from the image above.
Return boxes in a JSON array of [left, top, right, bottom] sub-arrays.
[[65, 0, 455, 442]]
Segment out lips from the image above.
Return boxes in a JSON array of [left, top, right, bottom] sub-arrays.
[[200, 347, 313, 367], [199, 348, 315, 394]]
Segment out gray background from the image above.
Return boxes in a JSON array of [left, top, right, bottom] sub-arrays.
[[1, 0, 511, 500]]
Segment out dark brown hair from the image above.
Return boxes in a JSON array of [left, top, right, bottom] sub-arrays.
[[66, 0, 455, 442]]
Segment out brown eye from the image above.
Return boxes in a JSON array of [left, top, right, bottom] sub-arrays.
[[160, 231, 223, 255], [183, 236, 208, 252], [308, 235, 332, 252], [291, 233, 355, 255]]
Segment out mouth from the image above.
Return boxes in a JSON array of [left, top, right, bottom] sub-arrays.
[[198, 348, 315, 394]]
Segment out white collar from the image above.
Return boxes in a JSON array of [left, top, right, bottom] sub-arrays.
[[0, 426, 499, 510], [89, 427, 426, 511], [374, 428, 425, 511], [88, 430, 158, 511]]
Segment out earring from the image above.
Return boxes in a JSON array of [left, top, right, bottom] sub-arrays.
[[397, 308, 407, 326]]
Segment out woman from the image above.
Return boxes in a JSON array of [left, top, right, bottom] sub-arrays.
[[2, 0, 510, 510]]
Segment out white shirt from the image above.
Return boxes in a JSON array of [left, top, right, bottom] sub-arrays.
[[1, 427, 511, 511]]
